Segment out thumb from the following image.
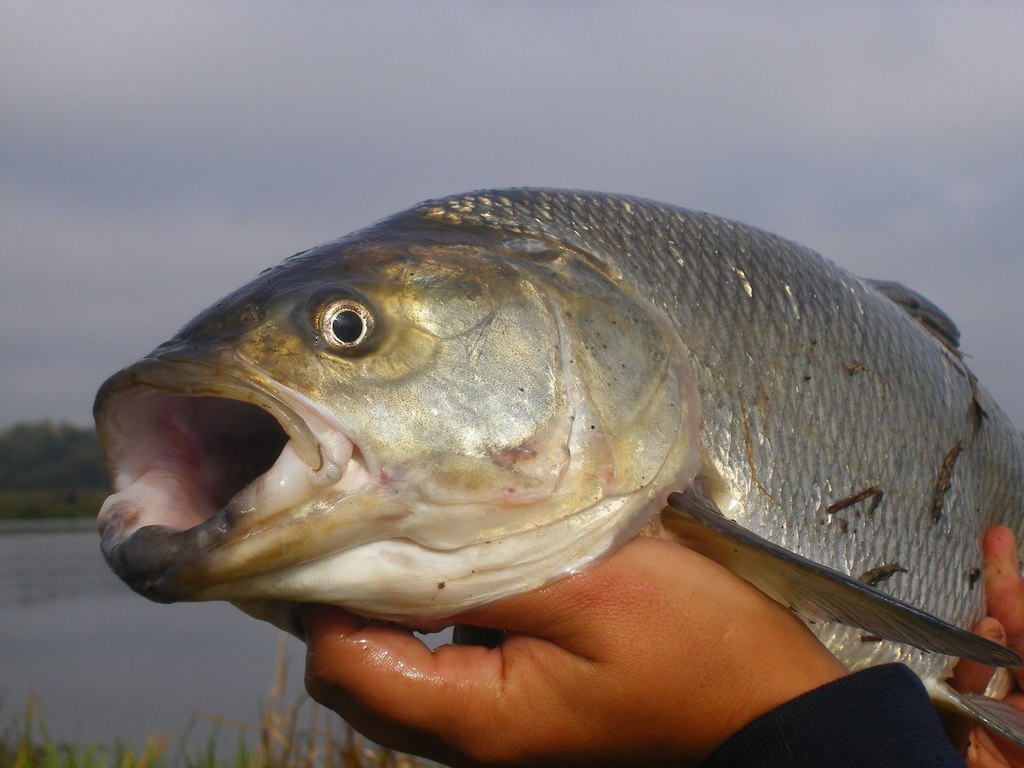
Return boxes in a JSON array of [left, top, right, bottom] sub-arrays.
[[982, 526, 1024, 691]]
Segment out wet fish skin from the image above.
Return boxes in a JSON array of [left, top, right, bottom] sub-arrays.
[[95, 189, 1024, 737], [428, 191, 1024, 739], [419, 191, 1024, 679]]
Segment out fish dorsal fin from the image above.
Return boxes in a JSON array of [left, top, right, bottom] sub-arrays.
[[661, 488, 1019, 666], [866, 279, 961, 349]]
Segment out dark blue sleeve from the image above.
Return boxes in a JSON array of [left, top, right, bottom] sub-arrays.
[[703, 664, 965, 767]]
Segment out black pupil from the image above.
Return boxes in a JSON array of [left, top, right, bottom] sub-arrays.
[[332, 309, 364, 344]]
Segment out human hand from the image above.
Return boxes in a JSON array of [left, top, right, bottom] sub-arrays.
[[953, 526, 1024, 768], [302, 536, 847, 767]]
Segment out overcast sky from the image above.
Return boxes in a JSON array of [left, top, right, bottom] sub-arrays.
[[2, 1, 1023, 430]]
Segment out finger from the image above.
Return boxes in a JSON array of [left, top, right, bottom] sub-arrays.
[[983, 526, 1024, 637], [302, 603, 507, 700], [983, 526, 1024, 689], [948, 618, 1009, 753], [966, 720, 1024, 768], [965, 727, 1013, 768], [953, 617, 1007, 695]]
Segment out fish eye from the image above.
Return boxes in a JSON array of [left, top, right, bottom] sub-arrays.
[[320, 300, 375, 350]]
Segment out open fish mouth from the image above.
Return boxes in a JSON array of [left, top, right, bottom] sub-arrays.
[[95, 357, 372, 603]]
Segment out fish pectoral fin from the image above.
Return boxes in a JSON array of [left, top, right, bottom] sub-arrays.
[[959, 693, 1024, 747], [931, 680, 1024, 748], [662, 489, 1021, 667]]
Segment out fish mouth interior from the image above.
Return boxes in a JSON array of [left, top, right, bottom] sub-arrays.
[[97, 391, 295, 537], [95, 369, 375, 603]]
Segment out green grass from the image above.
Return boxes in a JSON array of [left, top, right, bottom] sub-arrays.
[[1, 693, 170, 768], [0, 642, 430, 768], [0, 489, 108, 521]]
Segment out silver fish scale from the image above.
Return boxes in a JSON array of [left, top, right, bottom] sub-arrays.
[[411, 189, 1024, 678]]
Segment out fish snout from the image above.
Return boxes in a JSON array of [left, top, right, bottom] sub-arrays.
[[100, 514, 229, 603]]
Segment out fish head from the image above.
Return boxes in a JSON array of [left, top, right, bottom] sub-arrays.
[[95, 225, 701, 625]]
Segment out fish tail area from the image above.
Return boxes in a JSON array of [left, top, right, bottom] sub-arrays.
[[930, 680, 1024, 748], [662, 488, 1021, 667]]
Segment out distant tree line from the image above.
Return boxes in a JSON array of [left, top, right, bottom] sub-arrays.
[[0, 421, 109, 490]]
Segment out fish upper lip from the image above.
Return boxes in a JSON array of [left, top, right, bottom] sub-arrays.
[[95, 355, 324, 473]]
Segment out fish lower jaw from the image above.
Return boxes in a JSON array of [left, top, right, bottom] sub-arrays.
[[99, 432, 372, 549], [194, 487, 664, 623], [97, 435, 374, 604]]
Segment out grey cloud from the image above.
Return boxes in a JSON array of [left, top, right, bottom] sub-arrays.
[[1, 1, 1022, 426]]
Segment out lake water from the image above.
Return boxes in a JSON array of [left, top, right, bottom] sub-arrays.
[[0, 520, 330, 748]]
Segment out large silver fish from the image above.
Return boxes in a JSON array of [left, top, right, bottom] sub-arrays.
[[95, 189, 1024, 742]]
